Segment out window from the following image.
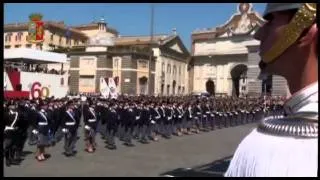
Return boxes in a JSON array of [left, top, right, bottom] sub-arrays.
[[162, 63, 165, 73], [75, 40, 79, 46], [59, 36, 62, 44], [26, 44, 32, 48], [16, 32, 23, 42], [173, 65, 177, 75], [60, 78, 64, 85], [79, 75, 95, 87], [138, 60, 148, 68], [68, 76, 70, 86], [26, 35, 29, 41], [14, 45, 21, 48], [5, 33, 12, 42], [5, 35, 9, 42], [50, 34, 54, 41], [66, 38, 71, 45], [5, 45, 11, 49], [179, 66, 181, 75], [167, 64, 171, 73]]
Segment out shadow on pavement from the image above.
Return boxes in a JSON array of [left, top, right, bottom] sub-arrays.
[[160, 155, 233, 177]]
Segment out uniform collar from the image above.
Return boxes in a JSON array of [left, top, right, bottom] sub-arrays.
[[284, 81, 318, 114]]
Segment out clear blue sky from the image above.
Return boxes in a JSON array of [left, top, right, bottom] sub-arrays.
[[4, 3, 266, 50]]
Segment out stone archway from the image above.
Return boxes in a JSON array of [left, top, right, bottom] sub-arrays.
[[230, 64, 248, 97], [206, 78, 215, 96], [139, 76, 148, 95]]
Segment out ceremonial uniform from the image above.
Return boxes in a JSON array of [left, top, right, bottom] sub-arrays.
[[225, 3, 317, 177], [83, 104, 97, 152], [106, 104, 118, 149], [123, 105, 135, 146], [61, 106, 78, 156], [4, 106, 20, 166]]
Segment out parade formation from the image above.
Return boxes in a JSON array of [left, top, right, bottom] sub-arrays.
[[4, 95, 284, 166], [4, 2, 317, 177]]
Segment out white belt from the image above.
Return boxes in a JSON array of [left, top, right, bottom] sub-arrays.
[[38, 122, 48, 125], [167, 117, 172, 120], [178, 115, 182, 118], [197, 113, 201, 115], [189, 116, 192, 118], [136, 116, 140, 120], [88, 119, 96, 122], [5, 126, 15, 130], [210, 114, 214, 117], [206, 111, 210, 114], [155, 116, 160, 119], [66, 122, 76, 126], [203, 115, 207, 117]]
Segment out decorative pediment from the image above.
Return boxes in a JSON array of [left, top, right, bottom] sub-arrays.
[[216, 3, 265, 37], [192, 3, 265, 41], [161, 35, 190, 56], [169, 43, 184, 53]]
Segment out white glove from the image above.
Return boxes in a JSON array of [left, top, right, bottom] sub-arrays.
[[62, 128, 68, 133], [151, 120, 156, 124], [84, 125, 91, 130], [32, 129, 38, 134]]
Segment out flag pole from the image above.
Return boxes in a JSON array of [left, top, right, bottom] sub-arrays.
[[148, 3, 154, 95]]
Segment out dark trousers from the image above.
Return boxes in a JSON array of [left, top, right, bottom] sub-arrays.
[[4, 131, 18, 162], [106, 123, 117, 145], [64, 130, 78, 155], [124, 123, 134, 144]]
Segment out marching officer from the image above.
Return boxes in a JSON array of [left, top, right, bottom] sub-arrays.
[[83, 100, 98, 153], [4, 103, 21, 166], [123, 102, 135, 146], [61, 101, 78, 157], [105, 102, 118, 149], [33, 101, 51, 162]]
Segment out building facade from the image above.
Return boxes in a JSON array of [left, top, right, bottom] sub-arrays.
[[4, 21, 88, 50], [68, 20, 156, 95], [189, 3, 288, 97], [4, 18, 190, 96], [68, 20, 190, 95]]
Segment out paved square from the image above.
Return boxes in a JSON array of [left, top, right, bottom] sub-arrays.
[[4, 123, 257, 177]]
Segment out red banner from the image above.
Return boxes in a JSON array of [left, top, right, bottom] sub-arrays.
[[36, 21, 44, 41]]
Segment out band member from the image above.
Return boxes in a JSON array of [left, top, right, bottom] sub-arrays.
[[83, 101, 97, 153], [61, 101, 78, 157], [226, 3, 317, 176]]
